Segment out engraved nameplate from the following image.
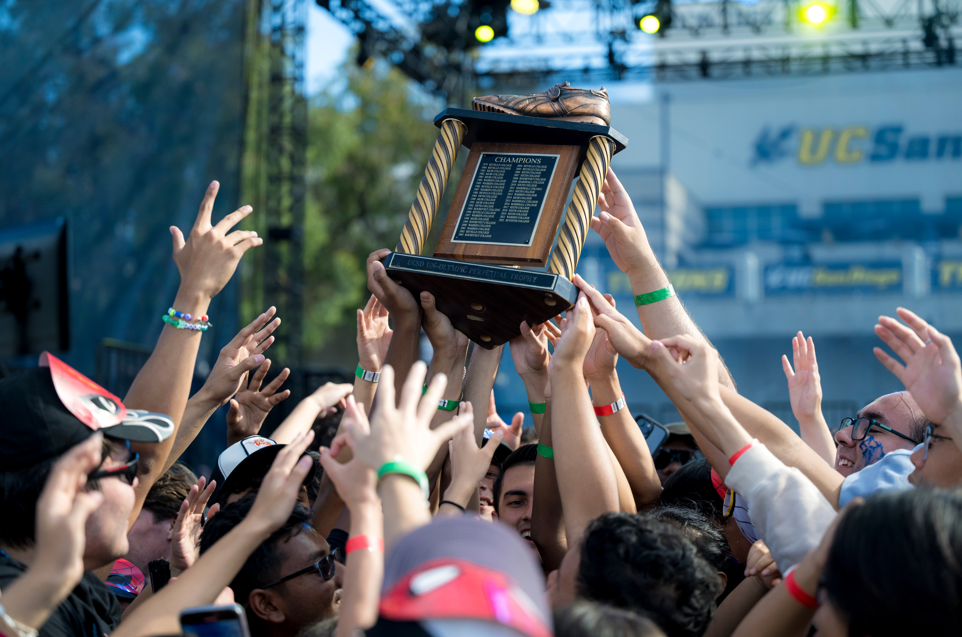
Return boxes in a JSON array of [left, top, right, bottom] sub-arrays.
[[451, 152, 560, 247]]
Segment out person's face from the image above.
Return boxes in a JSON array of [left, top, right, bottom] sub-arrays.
[[722, 517, 753, 566], [124, 510, 173, 575], [497, 464, 535, 549], [833, 393, 921, 477], [812, 597, 849, 637], [84, 441, 138, 570], [479, 464, 500, 522], [256, 528, 344, 631], [909, 423, 962, 488], [656, 436, 698, 485], [546, 538, 582, 609]]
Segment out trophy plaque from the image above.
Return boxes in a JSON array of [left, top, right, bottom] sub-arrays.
[[382, 87, 627, 348]]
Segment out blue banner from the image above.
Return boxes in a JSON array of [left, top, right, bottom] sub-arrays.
[[932, 260, 962, 291], [764, 262, 903, 295]]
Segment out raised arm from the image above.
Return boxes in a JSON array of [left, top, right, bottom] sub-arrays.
[[124, 181, 262, 523], [590, 169, 734, 388], [782, 332, 835, 466], [353, 294, 393, 415], [550, 295, 620, 545], [508, 320, 557, 437], [271, 382, 353, 444], [366, 249, 421, 399], [530, 394, 568, 572], [438, 410, 498, 517], [168, 308, 284, 467], [583, 293, 661, 509], [463, 343, 504, 444]]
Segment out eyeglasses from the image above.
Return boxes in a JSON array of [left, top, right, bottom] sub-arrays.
[[261, 554, 337, 589], [838, 417, 921, 445], [654, 448, 702, 470], [923, 425, 954, 461], [88, 454, 139, 485]]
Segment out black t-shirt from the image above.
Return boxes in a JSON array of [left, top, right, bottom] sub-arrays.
[[0, 553, 121, 637]]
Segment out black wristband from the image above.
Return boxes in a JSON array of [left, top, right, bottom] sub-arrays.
[[439, 499, 466, 512]]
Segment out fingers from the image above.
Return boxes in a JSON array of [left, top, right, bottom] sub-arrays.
[[235, 307, 277, 346], [42, 433, 104, 508], [195, 180, 219, 229], [418, 370, 448, 424], [343, 395, 372, 437], [252, 316, 282, 347], [225, 229, 259, 246], [874, 323, 915, 363], [248, 359, 271, 393], [230, 355, 266, 382], [214, 204, 253, 234], [782, 354, 794, 380], [270, 429, 315, 478], [573, 275, 618, 319], [232, 235, 264, 255], [170, 226, 186, 256], [261, 366, 290, 397], [928, 325, 962, 368], [510, 412, 524, 433], [363, 294, 377, 318], [879, 315, 926, 354], [896, 307, 931, 339], [375, 366, 396, 414], [207, 502, 221, 522], [196, 477, 217, 512], [433, 412, 473, 449], [873, 346, 906, 381], [807, 336, 818, 372]]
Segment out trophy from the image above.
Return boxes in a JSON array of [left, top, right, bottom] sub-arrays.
[[381, 82, 628, 348]]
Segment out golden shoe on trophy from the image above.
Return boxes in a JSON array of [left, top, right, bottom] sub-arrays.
[[380, 83, 627, 348], [472, 82, 611, 126]]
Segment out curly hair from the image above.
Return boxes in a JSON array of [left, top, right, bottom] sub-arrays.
[[577, 513, 718, 637]]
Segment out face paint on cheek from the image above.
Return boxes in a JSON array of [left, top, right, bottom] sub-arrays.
[[858, 436, 886, 467]]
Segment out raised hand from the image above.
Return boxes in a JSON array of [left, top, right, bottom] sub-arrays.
[[357, 294, 392, 373], [246, 429, 316, 534], [169, 477, 218, 575], [445, 404, 501, 507], [319, 400, 379, 509], [573, 274, 651, 367], [589, 169, 653, 277], [745, 540, 782, 589], [170, 181, 263, 300], [583, 293, 619, 379], [366, 249, 420, 319], [551, 294, 596, 371], [509, 321, 552, 381], [874, 308, 962, 425], [420, 291, 469, 362], [344, 362, 473, 472], [226, 360, 291, 444], [485, 390, 523, 450], [648, 334, 720, 406], [201, 307, 282, 406], [782, 332, 823, 422], [34, 434, 105, 595]]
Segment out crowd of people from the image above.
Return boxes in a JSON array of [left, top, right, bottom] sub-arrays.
[[1, 172, 961, 637]]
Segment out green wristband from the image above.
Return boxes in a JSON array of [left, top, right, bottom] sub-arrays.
[[528, 401, 546, 414], [634, 284, 675, 306], [437, 398, 459, 411], [377, 458, 430, 501], [537, 442, 554, 459], [355, 365, 380, 383]]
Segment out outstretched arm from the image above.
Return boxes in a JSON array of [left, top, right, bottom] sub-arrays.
[[463, 343, 504, 444], [353, 294, 393, 415], [550, 295, 620, 545], [124, 181, 262, 525], [590, 170, 734, 389], [531, 395, 568, 572], [783, 332, 835, 466], [366, 249, 421, 400]]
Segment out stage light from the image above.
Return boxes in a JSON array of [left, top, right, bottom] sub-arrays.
[[475, 25, 495, 42], [511, 0, 540, 15], [639, 14, 661, 33], [799, 1, 834, 26]]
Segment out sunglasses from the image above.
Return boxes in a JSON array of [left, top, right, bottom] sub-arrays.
[[88, 454, 139, 486], [838, 416, 921, 445], [654, 448, 701, 470], [261, 553, 337, 589]]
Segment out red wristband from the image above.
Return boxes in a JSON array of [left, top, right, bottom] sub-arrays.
[[593, 395, 627, 417], [784, 568, 819, 609], [345, 535, 384, 555], [728, 439, 759, 467]]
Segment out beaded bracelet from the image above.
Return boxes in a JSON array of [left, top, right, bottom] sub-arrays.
[[162, 314, 210, 331]]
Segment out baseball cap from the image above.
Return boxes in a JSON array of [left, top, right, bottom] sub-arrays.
[[0, 352, 174, 472], [105, 558, 146, 601], [210, 435, 317, 505], [366, 516, 552, 637]]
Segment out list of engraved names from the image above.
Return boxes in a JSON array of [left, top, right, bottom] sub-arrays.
[[453, 153, 559, 245]]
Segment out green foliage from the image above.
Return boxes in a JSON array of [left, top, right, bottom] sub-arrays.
[[300, 60, 440, 358]]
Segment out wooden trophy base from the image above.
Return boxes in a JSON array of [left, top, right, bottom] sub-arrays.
[[381, 252, 578, 348]]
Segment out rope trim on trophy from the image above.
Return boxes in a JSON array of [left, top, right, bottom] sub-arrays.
[[396, 118, 468, 255], [548, 135, 616, 279]]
